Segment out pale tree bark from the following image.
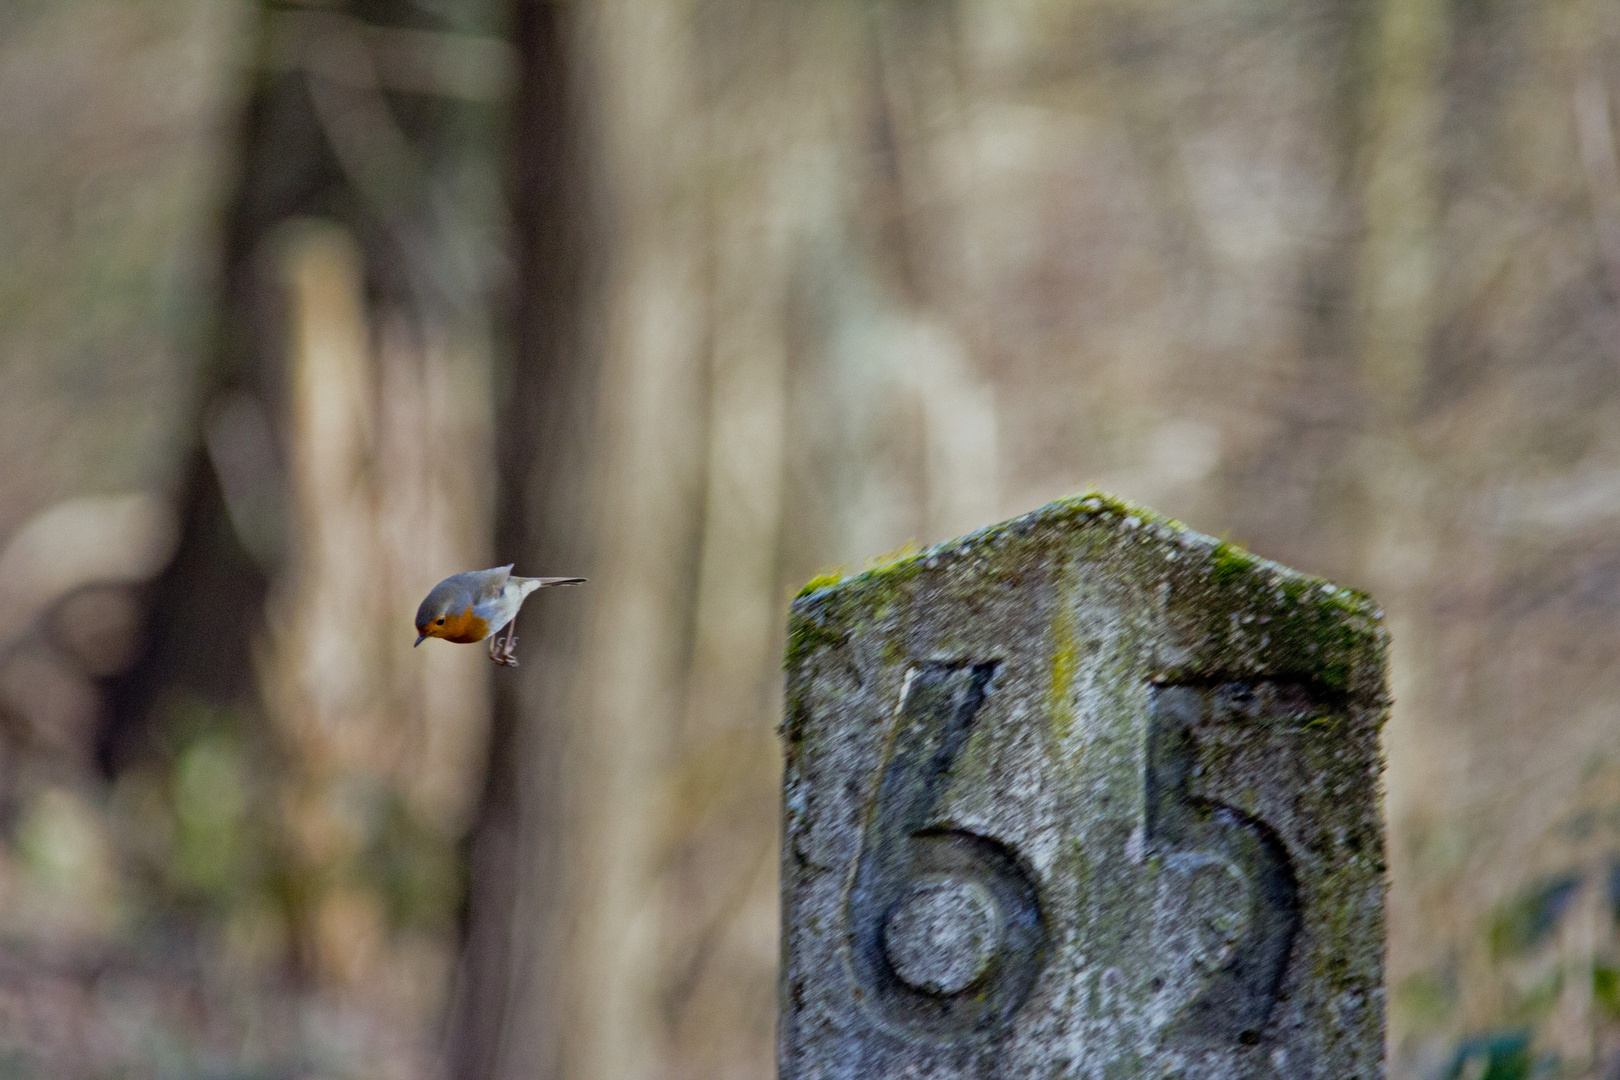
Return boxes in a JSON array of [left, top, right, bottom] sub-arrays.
[[1348, 0, 1451, 1061], [452, 4, 1006, 1079], [448, 1, 599, 1076]]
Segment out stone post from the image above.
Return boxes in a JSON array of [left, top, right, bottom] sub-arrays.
[[780, 494, 1387, 1079]]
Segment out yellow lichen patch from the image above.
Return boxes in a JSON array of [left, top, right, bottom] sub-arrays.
[[1048, 600, 1078, 743], [864, 540, 918, 571], [794, 567, 849, 600]]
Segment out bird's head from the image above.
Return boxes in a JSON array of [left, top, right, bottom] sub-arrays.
[[414, 586, 457, 646]]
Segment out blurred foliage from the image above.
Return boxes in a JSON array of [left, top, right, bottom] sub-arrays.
[[1441, 1030, 1538, 1080], [1399, 970, 1457, 1033], [103, 694, 464, 954], [1404, 772, 1620, 1078], [1593, 965, 1620, 1021], [1490, 875, 1583, 960], [170, 733, 259, 904]]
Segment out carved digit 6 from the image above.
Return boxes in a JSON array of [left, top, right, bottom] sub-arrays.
[[1146, 685, 1301, 1045], [846, 662, 1047, 1044]]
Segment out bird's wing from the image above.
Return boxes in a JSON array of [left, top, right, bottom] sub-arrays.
[[472, 564, 515, 603]]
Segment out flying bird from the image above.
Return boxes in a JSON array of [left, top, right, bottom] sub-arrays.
[[414, 564, 584, 666]]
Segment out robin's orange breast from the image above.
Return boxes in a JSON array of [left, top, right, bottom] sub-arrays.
[[439, 607, 490, 643]]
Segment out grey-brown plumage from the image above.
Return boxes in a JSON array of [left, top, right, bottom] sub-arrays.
[[414, 564, 585, 665]]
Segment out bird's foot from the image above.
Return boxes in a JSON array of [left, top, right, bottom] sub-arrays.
[[489, 633, 519, 666]]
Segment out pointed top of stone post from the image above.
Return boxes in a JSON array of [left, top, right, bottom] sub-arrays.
[[780, 491, 1388, 1080]]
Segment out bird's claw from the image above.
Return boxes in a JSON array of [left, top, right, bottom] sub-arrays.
[[489, 632, 519, 666]]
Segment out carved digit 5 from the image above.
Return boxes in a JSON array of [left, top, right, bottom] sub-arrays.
[[1146, 685, 1301, 1045], [846, 662, 1047, 1044]]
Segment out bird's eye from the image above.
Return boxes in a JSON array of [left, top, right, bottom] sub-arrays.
[[436, 617, 445, 625]]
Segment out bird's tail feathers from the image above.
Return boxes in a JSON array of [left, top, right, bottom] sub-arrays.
[[515, 575, 586, 597]]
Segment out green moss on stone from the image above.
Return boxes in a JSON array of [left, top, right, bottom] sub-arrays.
[[787, 487, 1387, 701], [1211, 540, 1259, 585], [783, 610, 846, 671], [793, 542, 927, 604]]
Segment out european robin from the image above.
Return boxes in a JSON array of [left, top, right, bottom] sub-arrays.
[[414, 564, 584, 666]]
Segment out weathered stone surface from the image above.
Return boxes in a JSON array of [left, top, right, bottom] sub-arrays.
[[779, 493, 1387, 1080]]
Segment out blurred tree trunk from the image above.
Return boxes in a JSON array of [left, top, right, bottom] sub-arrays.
[[1346, 0, 1450, 1057], [104, 0, 511, 1071], [450, 5, 1003, 1079], [447, 2, 595, 1077]]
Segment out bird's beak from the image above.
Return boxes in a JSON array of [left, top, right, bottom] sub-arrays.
[[414, 632, 426, 647]]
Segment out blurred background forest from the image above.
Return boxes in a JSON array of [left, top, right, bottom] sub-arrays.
[[2, 0, 1619, 1078]]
